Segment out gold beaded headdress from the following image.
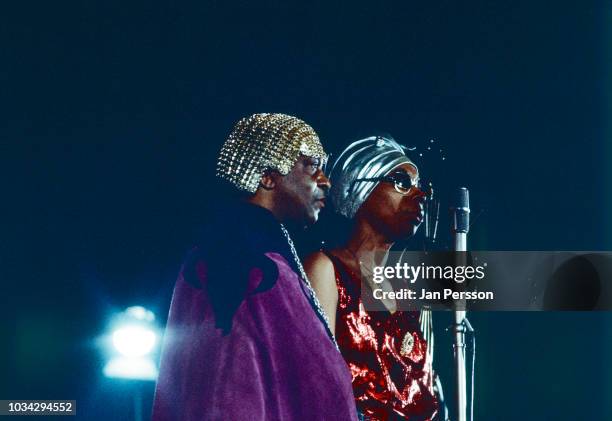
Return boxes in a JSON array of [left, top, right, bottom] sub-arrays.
[[216, 113, 327, 193]]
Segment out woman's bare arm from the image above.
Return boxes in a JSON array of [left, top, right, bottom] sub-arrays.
[[303, 251, 339, 335]]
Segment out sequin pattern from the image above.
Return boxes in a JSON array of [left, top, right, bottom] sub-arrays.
[[216, 113, 327, 193], [326, 252, 439, 421]]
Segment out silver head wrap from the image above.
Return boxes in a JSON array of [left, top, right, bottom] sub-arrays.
[[328, 135, 416, 218], [216, 113, 327, 193]]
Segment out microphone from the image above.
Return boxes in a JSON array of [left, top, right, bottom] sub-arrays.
[[451, 187, 470, 252]]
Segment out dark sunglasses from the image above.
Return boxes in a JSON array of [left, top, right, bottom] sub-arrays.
[[353, 172, 432, 196]]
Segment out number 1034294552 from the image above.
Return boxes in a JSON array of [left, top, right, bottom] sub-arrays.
[[0, 400, 75, 415]]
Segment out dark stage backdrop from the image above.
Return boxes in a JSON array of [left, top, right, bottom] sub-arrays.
[[2, 1, 611, 420]]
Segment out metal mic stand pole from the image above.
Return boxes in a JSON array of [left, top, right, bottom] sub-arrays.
[[452, 187, 470, 421], [454, 234, 468, 421]]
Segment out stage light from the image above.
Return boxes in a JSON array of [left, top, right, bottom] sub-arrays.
[[103, 355, 158, 381], [125, 305, 155, 323], [112, 325, 157, 357], [103, 306, 160, 381]]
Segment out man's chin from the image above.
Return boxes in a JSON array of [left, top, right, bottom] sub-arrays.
[[304, 209, 320, 226], [306, 214, 319, 226]]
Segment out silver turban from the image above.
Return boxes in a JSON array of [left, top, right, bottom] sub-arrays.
[[328, 135, 416, 219]]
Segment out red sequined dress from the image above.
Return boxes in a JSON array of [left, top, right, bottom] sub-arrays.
[[324, 251, 439, 421]]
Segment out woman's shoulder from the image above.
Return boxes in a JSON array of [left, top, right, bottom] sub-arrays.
[[304, 250, 336, 279], [305, 249, 351, 275]]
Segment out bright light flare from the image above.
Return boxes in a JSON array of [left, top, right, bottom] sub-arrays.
[[103, 356, 158, 381], [112, 325, 157, 357]]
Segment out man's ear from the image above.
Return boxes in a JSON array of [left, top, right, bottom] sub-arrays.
[[260, 170, 278, 190]]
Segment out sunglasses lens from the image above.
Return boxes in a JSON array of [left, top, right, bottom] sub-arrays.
[[390, 174, 435, 197], [391, 173, 415, 194]]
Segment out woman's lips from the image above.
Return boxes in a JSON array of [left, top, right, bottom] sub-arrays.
[[404, 211, 424, 223]]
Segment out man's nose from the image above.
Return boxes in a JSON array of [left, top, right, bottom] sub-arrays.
[[316, 171, 331, 191]]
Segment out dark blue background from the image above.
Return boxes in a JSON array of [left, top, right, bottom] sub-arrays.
[[2, 1, 611, 419]]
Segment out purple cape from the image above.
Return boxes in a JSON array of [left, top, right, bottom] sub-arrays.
[[152, 205, 357, 421]]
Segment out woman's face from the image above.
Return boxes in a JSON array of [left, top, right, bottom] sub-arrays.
[[356, 163, 427, 241]]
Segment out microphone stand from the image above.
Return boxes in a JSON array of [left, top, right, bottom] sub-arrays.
[[451, 187, 473, 421]]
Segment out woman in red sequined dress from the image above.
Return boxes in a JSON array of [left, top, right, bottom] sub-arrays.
[[305, 136, 447, 421]]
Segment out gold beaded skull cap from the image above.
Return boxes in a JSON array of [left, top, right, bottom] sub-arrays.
[[216, 113, 327, 193]]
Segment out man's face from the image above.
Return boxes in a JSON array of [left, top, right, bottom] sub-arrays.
[[273, 155, 330, 226]]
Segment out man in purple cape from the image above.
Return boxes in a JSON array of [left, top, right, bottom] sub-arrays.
[[152, 114, 357, 421]]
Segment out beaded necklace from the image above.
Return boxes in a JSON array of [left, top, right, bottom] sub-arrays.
[[279, 224, 339, 351]]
